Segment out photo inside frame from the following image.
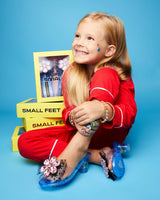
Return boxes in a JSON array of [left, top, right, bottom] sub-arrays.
[[39, 55, 70, 98]]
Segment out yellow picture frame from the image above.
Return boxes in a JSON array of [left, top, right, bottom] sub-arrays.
[[33, 50, 74, 102]]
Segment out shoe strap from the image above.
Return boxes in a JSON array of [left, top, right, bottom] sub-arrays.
[[99, 151, 117, 181]]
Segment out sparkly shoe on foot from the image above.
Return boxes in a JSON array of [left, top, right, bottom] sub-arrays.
[[99, 149, 125, 181], [39, 152, 91, 188]]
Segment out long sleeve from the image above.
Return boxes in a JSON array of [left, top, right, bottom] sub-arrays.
[[101, 78, 137, 129], [89, 68, 120, 104], [89, 68, 137, 129]]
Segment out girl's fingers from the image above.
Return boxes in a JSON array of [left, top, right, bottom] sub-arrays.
[[76, 119, 90, 126], [73, 105, 84, 114], [74, 110, 86, 120], [75, 115, 88, 124]]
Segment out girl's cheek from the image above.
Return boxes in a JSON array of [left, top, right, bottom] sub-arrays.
[[72, 41, 75, 48]]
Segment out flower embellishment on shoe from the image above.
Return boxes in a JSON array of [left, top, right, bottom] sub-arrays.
[[40, 157, 67, 183], [40, 157, 61, 177]]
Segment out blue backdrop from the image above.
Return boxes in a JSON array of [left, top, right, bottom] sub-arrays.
[[1, 0, 160, 200], [1, 0, 160, 113]]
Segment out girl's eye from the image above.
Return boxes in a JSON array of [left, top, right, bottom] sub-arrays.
[[75, 34, 80, 38], [88, 37, 94, 41]]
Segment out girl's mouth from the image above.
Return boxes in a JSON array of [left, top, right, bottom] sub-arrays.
[[75, 49, 88, 55]]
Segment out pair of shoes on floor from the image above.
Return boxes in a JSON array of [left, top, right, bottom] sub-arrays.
[[39, 152, 91, 188], [99, 142, 130, 181], [39, 142, 130, 188]]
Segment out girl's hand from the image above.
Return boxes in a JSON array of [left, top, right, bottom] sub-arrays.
[[74, 120, 101, 136], [73, 100, 105, 126], [74, 122, 87, 135]]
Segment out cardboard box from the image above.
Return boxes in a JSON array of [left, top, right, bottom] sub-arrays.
[[11, 126, 25, 152], [33, 50, 74, 103], [16, 98, 65, 118], [22, 117, 65, 131]]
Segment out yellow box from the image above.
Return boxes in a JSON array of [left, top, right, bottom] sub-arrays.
[[33, 50, 74, 103], [11, 126, 25, 152], [16, 98, 65, 118], [22, 117, 65, 131]]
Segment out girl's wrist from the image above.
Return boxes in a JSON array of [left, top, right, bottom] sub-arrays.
[[69, 111, 75, 126], [100, 101, 115, 123]]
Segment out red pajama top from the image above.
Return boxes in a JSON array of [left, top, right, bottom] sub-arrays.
[[62, 67, 137, 148]]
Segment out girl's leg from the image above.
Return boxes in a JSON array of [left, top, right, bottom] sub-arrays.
[[18, 126, 74, 162], [89, 147, 111, 164], [56, 133, 112, 179], [89, 147, 113, 170], [56, 131, 93, 179]]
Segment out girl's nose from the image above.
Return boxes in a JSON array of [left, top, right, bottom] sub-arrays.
[[76, 38, 85, 46]]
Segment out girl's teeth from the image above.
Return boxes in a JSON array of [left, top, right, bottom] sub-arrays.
[[77, 51, 87, 55]]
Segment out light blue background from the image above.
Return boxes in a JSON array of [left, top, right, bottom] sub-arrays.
[[1, 0, 160, 200]]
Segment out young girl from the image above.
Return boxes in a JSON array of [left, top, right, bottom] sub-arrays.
[[18, 12, 137, 187]]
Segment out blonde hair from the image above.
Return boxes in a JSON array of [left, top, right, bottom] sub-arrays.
[[64, 12, 131, 106]]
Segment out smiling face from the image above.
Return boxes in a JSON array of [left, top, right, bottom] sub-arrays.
[[72, 20, 109, 68]]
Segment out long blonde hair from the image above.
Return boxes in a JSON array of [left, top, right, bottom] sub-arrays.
[[64, 12, 131, 106]]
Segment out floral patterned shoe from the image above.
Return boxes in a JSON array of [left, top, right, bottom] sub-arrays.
[[99, 148, 125, 181], [39, 152, 91, 188]]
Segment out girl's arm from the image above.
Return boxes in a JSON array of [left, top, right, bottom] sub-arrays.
[[62, 67, 137, 130], [103, 78, 137, 129], [74, 68, 137, 129], [73, 67, 120, 124]]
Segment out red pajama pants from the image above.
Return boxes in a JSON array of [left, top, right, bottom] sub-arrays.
[[18, 124, 128, 162], [18, 126, 75, 162]]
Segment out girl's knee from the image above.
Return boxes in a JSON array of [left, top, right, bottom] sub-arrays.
[[18, 132, 33, 159]]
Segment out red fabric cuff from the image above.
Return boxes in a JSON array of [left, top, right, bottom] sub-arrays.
[[102, 105, 123, 129], [62, 107, 76, 131]]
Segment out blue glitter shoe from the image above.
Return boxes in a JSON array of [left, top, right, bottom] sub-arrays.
[[99, 148, 125, 181], [113, 142, 130, 154], [39, 152, 91, 188]]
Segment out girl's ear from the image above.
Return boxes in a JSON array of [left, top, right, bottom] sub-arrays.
[[105, 45, 116, 57]]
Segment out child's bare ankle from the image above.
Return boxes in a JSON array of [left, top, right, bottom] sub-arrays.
[[76, 144, 88, 154]]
